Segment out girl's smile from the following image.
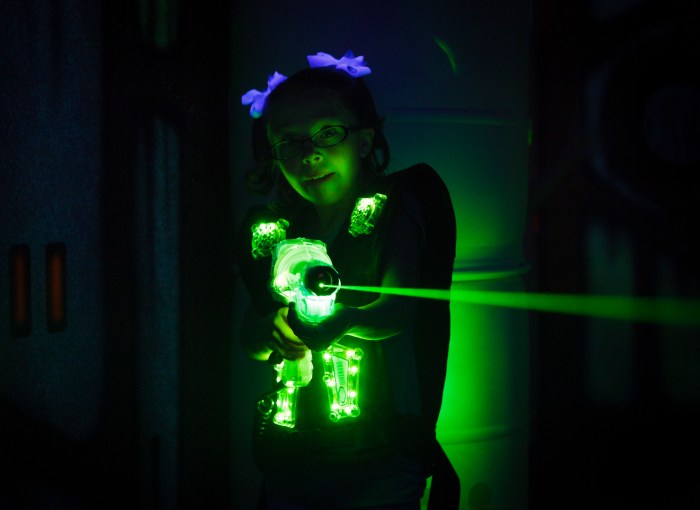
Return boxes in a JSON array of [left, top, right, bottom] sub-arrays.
[[302, 172, 334, 184]]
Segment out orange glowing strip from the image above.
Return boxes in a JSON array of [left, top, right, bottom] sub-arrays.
[[46, 243, 67, 332], [10, 245, 31, 337]]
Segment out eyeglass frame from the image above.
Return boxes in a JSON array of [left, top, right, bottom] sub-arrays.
[[269, 125, 361, 161]]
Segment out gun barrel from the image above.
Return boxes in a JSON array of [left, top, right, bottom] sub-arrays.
[[304, 265, 340, 296]]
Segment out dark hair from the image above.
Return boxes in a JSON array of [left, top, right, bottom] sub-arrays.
[[245, 67, 390, 204]]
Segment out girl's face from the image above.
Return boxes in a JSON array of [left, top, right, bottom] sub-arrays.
[[266, 94, 374, 208]]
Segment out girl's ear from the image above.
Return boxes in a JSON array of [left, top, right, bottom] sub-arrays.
[[357, 127, 375, 158]]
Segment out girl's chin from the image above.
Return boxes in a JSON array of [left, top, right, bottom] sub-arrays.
[[303, 190, 345, 207]]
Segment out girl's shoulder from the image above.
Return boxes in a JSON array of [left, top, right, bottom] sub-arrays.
[[380, 164, 456, 247], [237, 203, 285, 260], [381, 163, 453, 219], [384, 163, 449, 197]]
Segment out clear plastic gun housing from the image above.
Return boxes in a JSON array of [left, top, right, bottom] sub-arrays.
[[270, 238, 340, 323]]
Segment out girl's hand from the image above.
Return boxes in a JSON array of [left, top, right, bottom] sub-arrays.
[[268, 307, 309, 360], [287, 302, 352, 351]]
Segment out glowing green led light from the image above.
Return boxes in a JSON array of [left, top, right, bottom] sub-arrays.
[[349, 193, 387, 237], [251, 219, 289, 259], [275, 351, 313, 389], [322, 344, 363, 422], [434, 36, 459, 75], [272, 385, 300, 428]]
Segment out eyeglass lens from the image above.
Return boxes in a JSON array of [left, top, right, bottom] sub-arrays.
[[272, 126, 349, 160]]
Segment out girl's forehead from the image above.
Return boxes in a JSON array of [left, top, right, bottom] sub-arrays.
[[267, 94, 353, 132]]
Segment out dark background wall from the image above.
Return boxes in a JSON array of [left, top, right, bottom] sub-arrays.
[[1, 0, 698, 509], [2, 1, 234, 508], [528, 0, 699, 508]]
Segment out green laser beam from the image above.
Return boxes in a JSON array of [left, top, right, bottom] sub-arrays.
[[321, 284, 700, 327]]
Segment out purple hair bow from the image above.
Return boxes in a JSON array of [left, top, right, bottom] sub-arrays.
[[241, 71, 287, 119], [307, 51, 371, 78]]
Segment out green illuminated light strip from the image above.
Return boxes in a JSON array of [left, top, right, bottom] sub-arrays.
[[434, 36, 459, 75], [327, 284, 700, 328]]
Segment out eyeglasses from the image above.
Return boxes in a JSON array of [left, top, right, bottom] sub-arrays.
[[270, 125, 355, 161]]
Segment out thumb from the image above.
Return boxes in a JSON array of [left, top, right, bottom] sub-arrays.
[[286, 301, 301, 328]]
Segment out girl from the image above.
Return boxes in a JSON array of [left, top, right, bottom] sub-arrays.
[[237, 51, 457, 510]]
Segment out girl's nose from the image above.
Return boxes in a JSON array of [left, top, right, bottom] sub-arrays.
[[301, 140, 321, 164]]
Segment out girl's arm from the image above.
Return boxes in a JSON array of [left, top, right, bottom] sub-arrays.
[[345, 203, 421, 340], [241, 302, 309, 361]]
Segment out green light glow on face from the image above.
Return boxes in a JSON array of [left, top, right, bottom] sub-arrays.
[[324, 284, 700, 327]]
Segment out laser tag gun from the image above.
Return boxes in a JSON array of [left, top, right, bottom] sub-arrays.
[[270, 238, 341, 324], [269, 237, 352, 428], [250, 195, 386, 429]]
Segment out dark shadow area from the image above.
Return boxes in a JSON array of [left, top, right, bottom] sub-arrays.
[[528, 0, 700, 507]]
